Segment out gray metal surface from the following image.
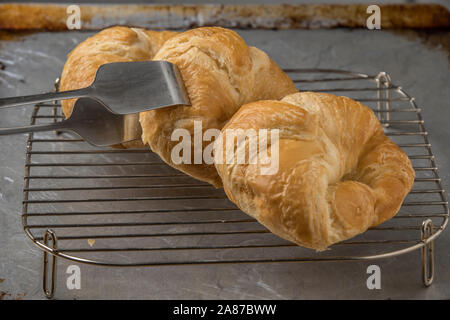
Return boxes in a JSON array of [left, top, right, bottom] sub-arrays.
[[0, 28, 449, 299], [20, 68, 448, 300]]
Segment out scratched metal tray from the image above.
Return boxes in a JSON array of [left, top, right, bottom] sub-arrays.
[[21, 69, 448, 298]]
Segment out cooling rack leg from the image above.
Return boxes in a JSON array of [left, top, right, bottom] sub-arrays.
[[421, 219, 434, 287], [375, 72, 392, 127], [53, 78, 63, 136], [42, 229, 58, 299]]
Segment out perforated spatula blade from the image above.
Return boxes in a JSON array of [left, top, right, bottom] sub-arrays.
[[0, 61, 190, 114]]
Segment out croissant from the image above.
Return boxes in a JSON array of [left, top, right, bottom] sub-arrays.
[[139, 27, 298, 187], [59, 26, 178, 148], [214, 92, 415, 250]]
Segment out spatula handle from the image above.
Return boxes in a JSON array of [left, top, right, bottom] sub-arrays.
[[0, 121, 67, 135], [0, 87, 91, 109]]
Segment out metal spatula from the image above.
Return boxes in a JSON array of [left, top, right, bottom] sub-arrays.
[[0, 98, 142, 146], [0, 61, 190, 113]]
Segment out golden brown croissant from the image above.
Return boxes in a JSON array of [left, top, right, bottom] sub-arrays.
[[139, 27, 298, 187], [59, 26, 178, 148], [214, 92, 415, 250]]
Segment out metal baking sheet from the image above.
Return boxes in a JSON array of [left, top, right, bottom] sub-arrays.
[[0, 8, 449, 299]]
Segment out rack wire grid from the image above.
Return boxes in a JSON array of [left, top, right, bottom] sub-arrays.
[[21, 69, 448, 298]]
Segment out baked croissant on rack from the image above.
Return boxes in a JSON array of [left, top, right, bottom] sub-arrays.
[[59, 26, 178, 148], [214, 92, 415, 250], [139, 27, 298, 187]]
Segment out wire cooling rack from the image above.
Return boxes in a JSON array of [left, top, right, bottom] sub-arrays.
[[21, 69, 448, 298]]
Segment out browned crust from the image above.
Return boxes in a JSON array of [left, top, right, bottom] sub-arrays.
[[0, 4, 449, 31], [139, 27, 297, 187]]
